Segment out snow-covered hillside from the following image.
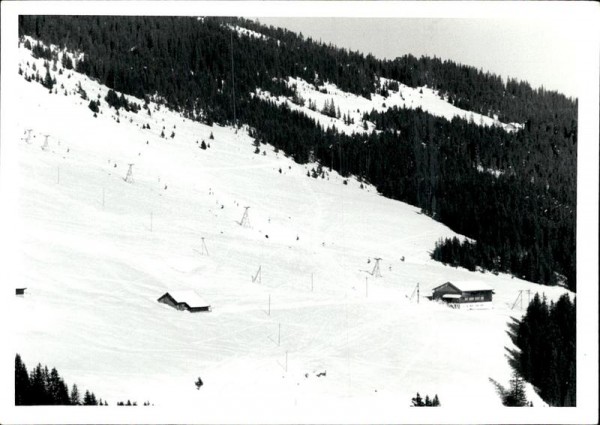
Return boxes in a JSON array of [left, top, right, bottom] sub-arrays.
[[255, 76, 523, 136], [6, 39, 570, 420], [226, 23, 279, 45]]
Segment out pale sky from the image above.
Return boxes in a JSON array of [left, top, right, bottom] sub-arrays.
[[257, 17, 581, 98]]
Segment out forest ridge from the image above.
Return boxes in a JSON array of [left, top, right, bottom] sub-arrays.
[[18, 16, 577, 291]]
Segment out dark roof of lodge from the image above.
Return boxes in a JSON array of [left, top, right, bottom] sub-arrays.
[[433, 281, 494, 293], [160, 290, 210, 308]]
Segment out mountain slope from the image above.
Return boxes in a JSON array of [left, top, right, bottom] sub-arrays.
[[17, 16, 577, 291], [7, 38, 572, 417]]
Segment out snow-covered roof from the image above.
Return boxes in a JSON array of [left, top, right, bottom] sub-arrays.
[[166, 290, 210, 308], [450, 281, 493, 292]]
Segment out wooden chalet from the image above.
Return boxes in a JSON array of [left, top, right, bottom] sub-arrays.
[[157, 290, 211, 313], [432, 281, 494, 309]]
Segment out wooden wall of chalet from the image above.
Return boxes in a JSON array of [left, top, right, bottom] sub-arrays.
[[459, 290, 493, 303], [158, 294, 187, 311]]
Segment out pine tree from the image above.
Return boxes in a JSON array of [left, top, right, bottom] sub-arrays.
[[29, 363, 47, 404], [48, 368, 62, 404], [83, 390, 92, 405], [42, 68, 54, 89], [61, 52, 73, 70], [503, 372, 528, 406], [15, 354, 31, 405], [411, 392, 424, 407], [70, 384, 81, 405], [88, 100, 99, 113]]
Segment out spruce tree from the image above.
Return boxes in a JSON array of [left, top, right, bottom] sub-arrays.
[[15, 354, 31, 405], [29, 364, 47, 404], [411, 392, 424, 407], [70, 384, 81, 405], [503, 372, 528, 406], [42, 68, 54, 89]]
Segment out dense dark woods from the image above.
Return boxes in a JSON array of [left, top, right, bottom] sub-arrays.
[[18, 16, 577, 291], [509, 294, 576, 406], [15, 354, 104, 405]]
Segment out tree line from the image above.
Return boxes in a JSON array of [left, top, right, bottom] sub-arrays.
[[411, 392, 440, 406], [18, 16, 576, 126], [15, 354, 105, 405]]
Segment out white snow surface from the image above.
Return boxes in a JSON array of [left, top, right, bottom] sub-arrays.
[[5, 40, 572, 420], [255, 76, 523, 136], [166, 291, 211, 309], [226, 24, 278, 45]]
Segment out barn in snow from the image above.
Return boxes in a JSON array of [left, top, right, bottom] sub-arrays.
[[157, 290, 211, 312], [432, 281, 494, 309]]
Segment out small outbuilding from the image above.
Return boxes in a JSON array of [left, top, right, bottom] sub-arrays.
[[157, 290, 211, 313], [16, 288, 27, 296], [432, 281, 494, 310]]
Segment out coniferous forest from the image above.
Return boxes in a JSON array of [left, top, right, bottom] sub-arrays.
[[17, 16, 577, 291], [15, 354, 104, 405], [509, 294, 576, 406]]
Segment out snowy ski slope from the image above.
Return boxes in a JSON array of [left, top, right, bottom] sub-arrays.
[[5, 39, 571, 420]]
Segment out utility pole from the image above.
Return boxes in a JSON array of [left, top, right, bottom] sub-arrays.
[[511, 290, 523, 310], [201, 237, 209, 256], [124, 163, 134, 183], [409, 282, 420, 303], [239, 206, 251, 227], [252, 265, 261, 284], [371, 258, 382, 278]]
